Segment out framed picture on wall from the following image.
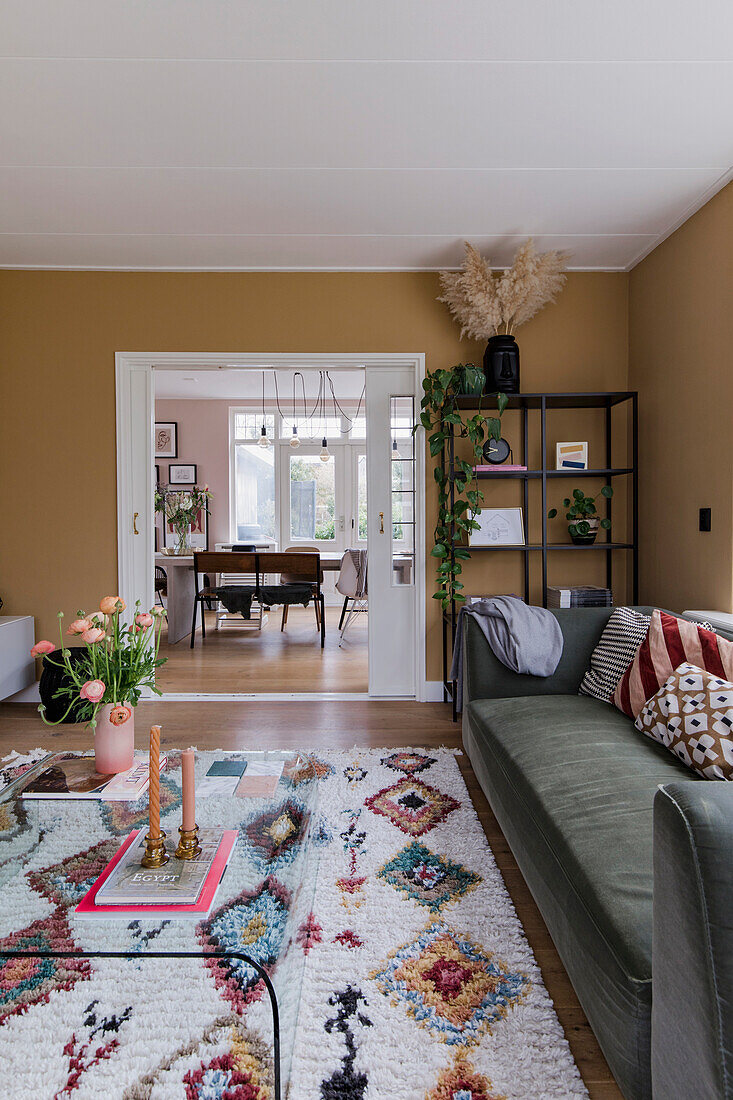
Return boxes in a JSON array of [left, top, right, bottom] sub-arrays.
[[470, 507, 525, 547], [155, 422, 178, 459], [169, 463, 197, 485], [164, 492, 209, 551], [155, 464, 161, 485]]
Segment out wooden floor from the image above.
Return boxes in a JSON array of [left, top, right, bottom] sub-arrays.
[[0, 700, 621, 1099], [157, 604, 368, 694]]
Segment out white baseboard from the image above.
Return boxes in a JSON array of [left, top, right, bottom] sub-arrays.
[[6, 681, 40, 702], [422, 680, 445, 702]]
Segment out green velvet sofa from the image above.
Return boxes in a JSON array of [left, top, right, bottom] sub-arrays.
[[461, 607, 733, 1100]]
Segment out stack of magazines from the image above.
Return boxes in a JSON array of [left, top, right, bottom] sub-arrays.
[[547, 585, 613, 608]]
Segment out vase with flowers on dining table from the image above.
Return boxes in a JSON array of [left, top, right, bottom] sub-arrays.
[[31, 596, 168, 774]]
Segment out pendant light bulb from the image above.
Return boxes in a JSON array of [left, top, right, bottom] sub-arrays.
[[258, 423, 270, 448], [289, 425, 300, 449], [319, 437, 330, 462], [392, 438, 401, 459]]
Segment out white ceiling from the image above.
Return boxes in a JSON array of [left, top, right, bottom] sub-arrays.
[[154, 368, 365, 402], [2, 1, 732, 272]]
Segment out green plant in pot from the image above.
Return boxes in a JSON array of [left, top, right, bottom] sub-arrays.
[[416, 364, 508, 608], [548, 486, 613, 545]]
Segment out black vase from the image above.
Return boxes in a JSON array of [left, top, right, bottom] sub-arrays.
[[483, 335, 520, 394]]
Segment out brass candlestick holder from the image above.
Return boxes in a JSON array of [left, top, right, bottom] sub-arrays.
[[141, 830, 169, 868], [175, 824, 202, 861]]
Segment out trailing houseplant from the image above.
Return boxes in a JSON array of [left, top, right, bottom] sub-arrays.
[[155, 485, 211, 555], [31, 597, 167, 773], [548, 486, 613, 545], [416, 365, 508, 609]]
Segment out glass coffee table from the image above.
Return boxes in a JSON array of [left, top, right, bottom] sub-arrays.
[[0, 749, 321, 1100]]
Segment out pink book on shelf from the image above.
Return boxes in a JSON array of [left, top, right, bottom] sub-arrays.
[[472, 465, 527, 472], [74, 828, 237, 919]]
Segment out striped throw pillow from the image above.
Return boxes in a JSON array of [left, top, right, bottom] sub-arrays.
[[579, 607, 652, 703], [612, 610, 733, 719]]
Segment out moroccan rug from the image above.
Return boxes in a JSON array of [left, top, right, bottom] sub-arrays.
[[0, 748, 587, 1099]]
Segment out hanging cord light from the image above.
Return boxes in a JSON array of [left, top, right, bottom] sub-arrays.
[[257, 369, 270, 448], [289, 371, 302, 448], [326, 371, 366, 435], [319, 371, 330, 461]]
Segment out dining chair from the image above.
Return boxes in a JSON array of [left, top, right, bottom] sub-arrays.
[[279, 545, 324, 632], [336, 549, 368, 641], [191, 551, 258, 647], [215, 544, 263, 631]]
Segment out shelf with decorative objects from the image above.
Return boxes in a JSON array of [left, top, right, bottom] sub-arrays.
[[440, 390, 639, 720]]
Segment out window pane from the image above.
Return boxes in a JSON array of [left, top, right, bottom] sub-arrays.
[[348, 416, 367, 440], [234, 412, 275, 440], [391, 396, 415, 586], [357, 453, 367, 540], [290, 455, 335, 541], [234, 444, 276, 540]]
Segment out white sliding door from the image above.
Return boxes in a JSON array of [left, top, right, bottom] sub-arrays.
[[365, 367, 417, 697]]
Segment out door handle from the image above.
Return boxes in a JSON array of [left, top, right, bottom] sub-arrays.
[[133, 512, 139, 535], [379, 511, 384, 534]]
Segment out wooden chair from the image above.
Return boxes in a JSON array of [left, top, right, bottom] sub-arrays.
[[191, 551, 257, 647], [260, 550, 325, 648], [279, 545, 324, 632]]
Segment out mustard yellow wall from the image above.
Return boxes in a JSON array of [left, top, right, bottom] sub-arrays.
[[0, 270, 628, 680], [629, 183, 733, 615]]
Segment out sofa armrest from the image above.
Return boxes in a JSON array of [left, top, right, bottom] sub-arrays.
[[462, 607, 655, 703], [653, 784, 733, 1099]]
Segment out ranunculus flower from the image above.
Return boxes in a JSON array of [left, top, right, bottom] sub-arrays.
[[79, 679, 105, 703], [81, 627, 106, 644], [99, 596, 126, 615], [109, 704, 132, 726], [30, 640, 55, 658], [135, 612, 154, 629], [66, 617, 92, 635], [151, 606, 166, 618]]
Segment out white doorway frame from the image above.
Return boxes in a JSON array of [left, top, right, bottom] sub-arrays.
[[115, 352, 427, 701]]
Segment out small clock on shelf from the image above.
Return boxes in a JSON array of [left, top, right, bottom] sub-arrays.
[[482, 436, 512, 464]]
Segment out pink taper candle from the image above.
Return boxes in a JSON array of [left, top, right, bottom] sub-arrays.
[[181, 747, 196, 831], [148, 726, 161, 839]]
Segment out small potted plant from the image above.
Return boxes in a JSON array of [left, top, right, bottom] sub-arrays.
[[31, 597, 167, 773], [548, 486, 613, 545]]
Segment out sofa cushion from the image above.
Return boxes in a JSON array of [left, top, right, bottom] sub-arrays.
[[464, 694, 703, 1099], [579, 606, 651, 703]]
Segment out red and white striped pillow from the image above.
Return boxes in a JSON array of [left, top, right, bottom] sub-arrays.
[[612, 610, 733, 719]]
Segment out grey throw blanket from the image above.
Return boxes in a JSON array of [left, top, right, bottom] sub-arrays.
[[212, 584, 313, 620], [450, 596, 564, 712]]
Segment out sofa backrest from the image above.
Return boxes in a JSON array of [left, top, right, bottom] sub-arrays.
[[463, 606, 657, 702]]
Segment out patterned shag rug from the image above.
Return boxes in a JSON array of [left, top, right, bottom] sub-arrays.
[[0, 748, 587, 1099]]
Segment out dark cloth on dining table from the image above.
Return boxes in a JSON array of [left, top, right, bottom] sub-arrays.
[[211, 584, 313, 620]]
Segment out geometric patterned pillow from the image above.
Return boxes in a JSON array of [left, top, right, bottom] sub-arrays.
[[579, 607, 652, 703], [634, 662, 733, 779], [612, 609, 732, 719]]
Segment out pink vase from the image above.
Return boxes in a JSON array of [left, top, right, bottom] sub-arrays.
[[94, 702, 135, 774]]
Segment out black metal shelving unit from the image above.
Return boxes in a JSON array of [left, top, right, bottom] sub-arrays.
[[441, 391, 639, 718]]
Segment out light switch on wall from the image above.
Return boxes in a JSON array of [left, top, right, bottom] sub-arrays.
[[699, 508, 712, 532]]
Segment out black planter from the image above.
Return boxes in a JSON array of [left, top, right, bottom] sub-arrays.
[[483, 335, 520, 394]]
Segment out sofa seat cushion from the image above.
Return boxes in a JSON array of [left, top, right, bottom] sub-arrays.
[[466, 693, 701, 982]]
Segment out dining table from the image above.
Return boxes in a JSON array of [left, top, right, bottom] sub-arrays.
[[155, 549, 413, 644]]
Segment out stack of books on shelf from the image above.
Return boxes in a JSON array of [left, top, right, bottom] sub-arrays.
[[547, 585, 613, 608]]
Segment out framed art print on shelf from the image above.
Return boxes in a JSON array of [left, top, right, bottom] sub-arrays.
[[164, 492, 209, 551], [155, 422, 178, 459], [169, 463, 197, 485], [471, 507, 524, 547], [556, 441, 588, 470]]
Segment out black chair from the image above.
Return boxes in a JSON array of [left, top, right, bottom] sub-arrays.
[[154, 566, 168, 618]]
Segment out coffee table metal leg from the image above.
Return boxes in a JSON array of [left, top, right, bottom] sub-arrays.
[[0, 950, 282, 1100]]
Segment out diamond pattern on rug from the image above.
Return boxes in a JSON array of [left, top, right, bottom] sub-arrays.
[[27, 838, 120, 908], [0, 910, 90, 1024], [198, 878, 291, 1013], [381, 751, 437, 775], [371, 921, 528, 1045], [100, 775, 182, 836], [365, 778, 460, 836], [241, 798, 308, 872], [425, 1054, 506, 1099], [379, 842, 481, 913]]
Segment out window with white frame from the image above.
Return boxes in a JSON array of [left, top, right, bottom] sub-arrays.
[[231, 410, 277, 542]]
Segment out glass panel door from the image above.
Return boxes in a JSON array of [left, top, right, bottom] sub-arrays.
[[288, 452, 336, 544]]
